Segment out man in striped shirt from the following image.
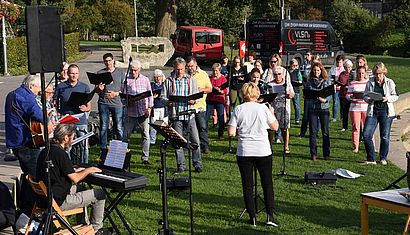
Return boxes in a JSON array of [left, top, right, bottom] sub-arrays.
[[161, 57, 202, 173], [122, 60, 154, 164]]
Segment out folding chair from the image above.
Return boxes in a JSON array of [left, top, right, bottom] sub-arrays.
[[25, 175, 94, 235]]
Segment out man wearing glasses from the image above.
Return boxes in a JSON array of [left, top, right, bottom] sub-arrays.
[[97, 53, 125, 153]]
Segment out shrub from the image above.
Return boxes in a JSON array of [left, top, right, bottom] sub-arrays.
[[0, 32, 80, 75]]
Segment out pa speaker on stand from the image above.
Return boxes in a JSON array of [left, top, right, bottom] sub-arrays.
[[26, 6, 64, 74]]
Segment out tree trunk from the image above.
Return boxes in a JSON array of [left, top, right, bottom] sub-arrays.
[[155, 0, 177, 38]]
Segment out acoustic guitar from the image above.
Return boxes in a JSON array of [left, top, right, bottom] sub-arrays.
[[30, 120, 45, 147]]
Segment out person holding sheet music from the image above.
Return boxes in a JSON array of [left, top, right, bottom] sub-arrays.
[[186, 57, 213, 154], [206, 63, 228, 140], [338, 59, 354, 131], [161, 57, 202, 173], [362, 62, 399, 165], [346, 66, 369, 153], [289, 59, 303, 124], [122, 60, 153, 165], [150, 69, 168, 145], [55, 64, 91, 163], [304, 63, 332, 161], [36, 124, 110, 234], [269, 66, 294, 153], [229, 56, 248, 113]]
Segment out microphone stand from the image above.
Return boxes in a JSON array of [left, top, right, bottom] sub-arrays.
[[37, 72, 78, 235], [123, 57, 132, 150], [276, 53, 298, 178]]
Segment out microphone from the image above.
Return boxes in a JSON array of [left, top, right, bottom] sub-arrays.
[[129, 56, 132, 62], [178, 109, 196, 116]]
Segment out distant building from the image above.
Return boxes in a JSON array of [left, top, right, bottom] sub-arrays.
[[361, 0, 398, 19]]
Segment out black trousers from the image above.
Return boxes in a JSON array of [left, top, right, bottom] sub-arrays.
[[340, 97, 351, 130], [237, 155, 275, 218]]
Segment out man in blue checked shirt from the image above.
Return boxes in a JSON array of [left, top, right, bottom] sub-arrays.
[[161, 57, 203, 173]]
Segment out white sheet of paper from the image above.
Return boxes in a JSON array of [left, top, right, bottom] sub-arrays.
[[104, 140, 128, 169], [72, 113, 85, 119]]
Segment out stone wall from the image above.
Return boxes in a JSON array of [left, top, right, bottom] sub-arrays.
[[118, 37, 174, 69]]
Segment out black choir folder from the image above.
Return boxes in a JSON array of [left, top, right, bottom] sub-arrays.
[[169, 92, 204, 103], [86, 72, 113, 85], [303, 84, 335, 99], [120, 90, 152, 102], [67, 91, 94, 107], [258, 93, 278, 103]]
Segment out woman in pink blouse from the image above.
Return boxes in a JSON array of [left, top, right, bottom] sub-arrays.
[[346, 66, 369, 153]]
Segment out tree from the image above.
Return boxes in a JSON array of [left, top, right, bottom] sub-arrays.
[[99, 0, 134, 39], [156, 0, 177, 38]]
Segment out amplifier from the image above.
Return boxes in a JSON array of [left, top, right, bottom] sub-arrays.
[[166, 177, 190, 191], [305, 172, 337, 186]]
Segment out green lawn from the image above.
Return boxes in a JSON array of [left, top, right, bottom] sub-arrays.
[[86, 116, 407, 234], [363, 55, 410, 94], [79, 53, 410, 234]]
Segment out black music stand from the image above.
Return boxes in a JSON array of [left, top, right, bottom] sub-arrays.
[[239, 165, 266, 219], [150, 121, 188, 235]]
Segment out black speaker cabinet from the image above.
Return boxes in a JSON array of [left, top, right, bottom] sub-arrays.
[[26, 6, 64, 74]]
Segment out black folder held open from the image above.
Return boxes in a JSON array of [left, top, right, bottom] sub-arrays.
[[169, 92, 204, 103], [119, 90, 152, 103], [86, 72, 114, 85], [303, 84, 335, 99]]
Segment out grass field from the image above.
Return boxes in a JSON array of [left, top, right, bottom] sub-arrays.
[[89, 116, 408, 235], [76, 46, 410, 234]]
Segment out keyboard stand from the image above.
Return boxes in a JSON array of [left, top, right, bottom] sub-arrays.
[[102, 188, 133, 235]]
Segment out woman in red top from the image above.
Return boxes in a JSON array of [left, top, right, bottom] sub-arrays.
[[206, 63, 228, 140]]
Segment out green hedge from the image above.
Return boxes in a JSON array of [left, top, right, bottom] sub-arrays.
[[0, 32, 80, 75]]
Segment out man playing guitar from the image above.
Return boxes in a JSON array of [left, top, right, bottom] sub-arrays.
[[5, 74, 55, 215]]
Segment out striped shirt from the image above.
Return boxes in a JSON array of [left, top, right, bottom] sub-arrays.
[[347, 80, 368, 112], [162, 74, 198, 121], [123, 73, 153, 117]]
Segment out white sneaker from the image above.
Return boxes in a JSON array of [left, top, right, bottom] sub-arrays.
[[363, 161, 377, 165], [380, 160, 387, 165], [340, 128, 346, 132], [276, 139, 281, 144]]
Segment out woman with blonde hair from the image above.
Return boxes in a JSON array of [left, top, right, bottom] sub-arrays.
[[362, 62, 399, 165], [228, 82, 279, 227]]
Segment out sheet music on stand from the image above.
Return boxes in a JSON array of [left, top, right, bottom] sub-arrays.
[[104, 140, 128, 169], [149, 121, 188, 148]]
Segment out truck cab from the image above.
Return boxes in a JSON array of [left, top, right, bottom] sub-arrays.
[[171, 26, 224, 61]]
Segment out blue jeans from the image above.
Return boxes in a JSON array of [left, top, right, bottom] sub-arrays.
[[300, 99, 319, 136], [206, 102, 225, 137], [173, 118, 202, 170], [309, 109, 330, 157], [98, 103, 123, 149], [71, 124, 89, 163], [195, 111, 208, 150], [123, 115, 150, 161], [363, 110, 394, 161], [332, 90, 340, 120], [292, 93, 301, 122]]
